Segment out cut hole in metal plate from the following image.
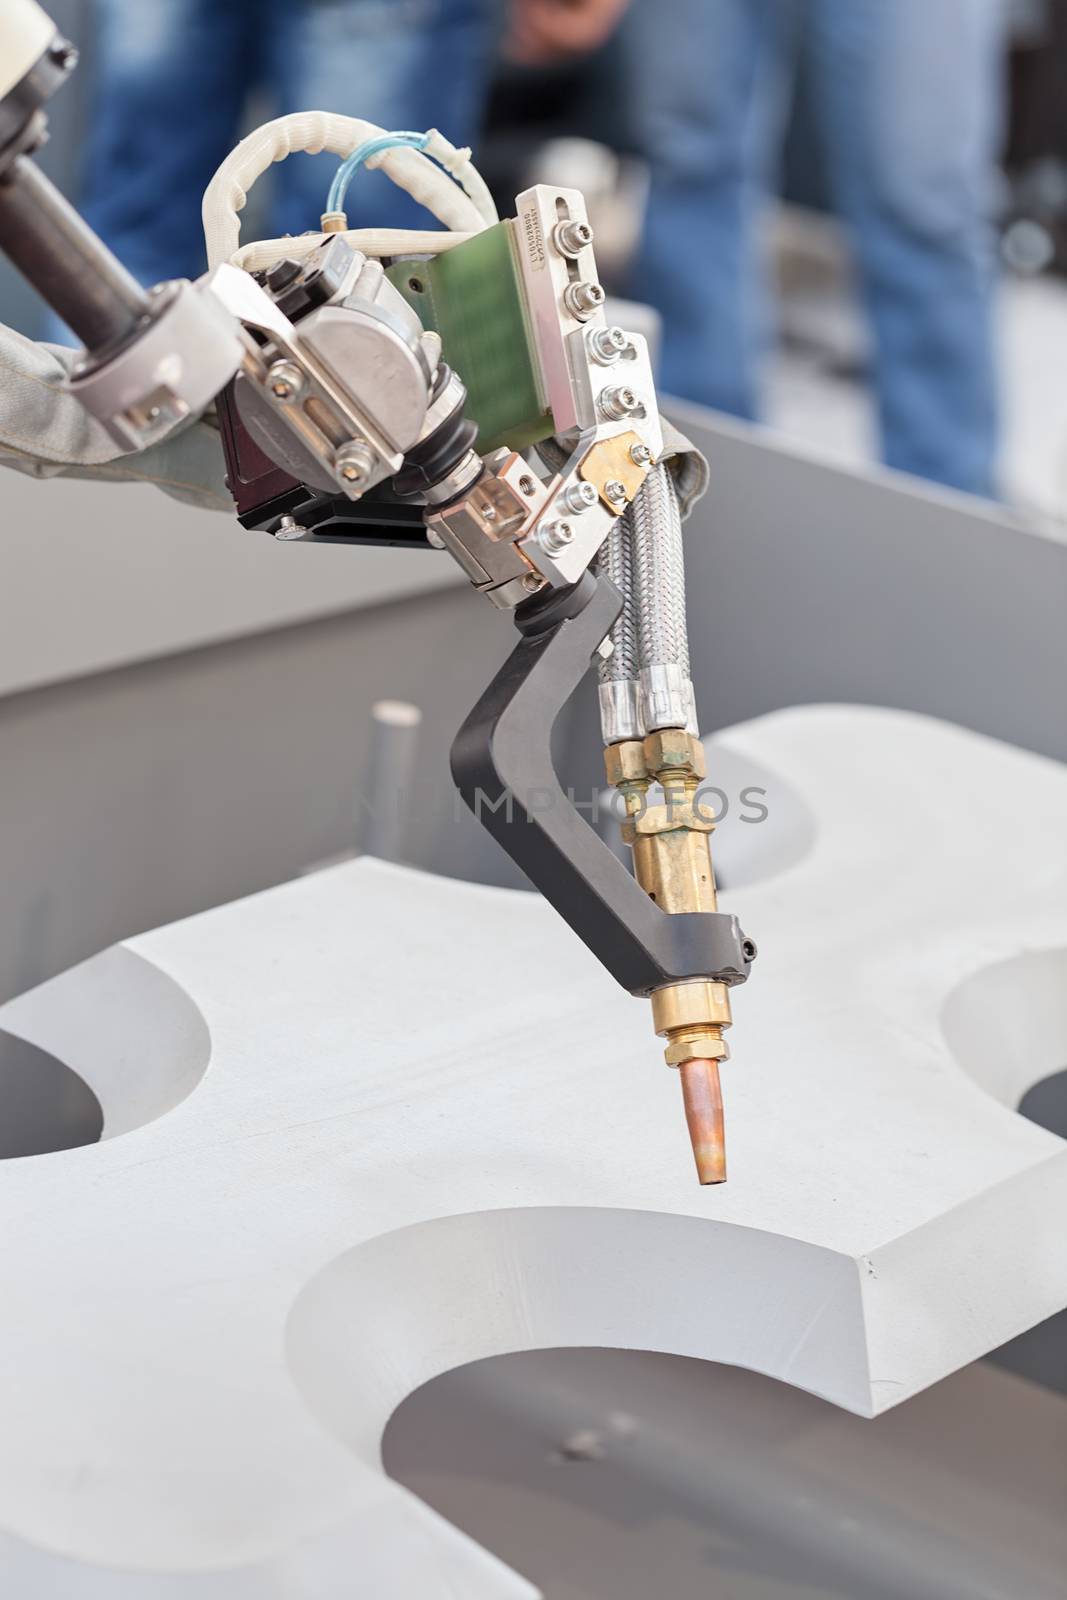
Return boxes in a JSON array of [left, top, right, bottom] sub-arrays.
[[1018, 1067, 1067, 1140], [990, 1067, 1067, 1397], [0, 1029, 102, 1158]]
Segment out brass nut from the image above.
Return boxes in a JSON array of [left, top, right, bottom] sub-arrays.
[[632, 821, 719, 914], [631, 802, 713, 837], [664, 1031, 730, 1067], [651, 981, 733, 1037], [604, 741, 648, 788], [643, 729, 706, 779]]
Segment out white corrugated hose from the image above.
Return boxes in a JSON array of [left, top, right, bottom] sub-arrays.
[[202, 113, 497, 272]]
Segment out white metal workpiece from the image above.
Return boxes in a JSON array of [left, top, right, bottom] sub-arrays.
[[0, 705, 1065, 1596]]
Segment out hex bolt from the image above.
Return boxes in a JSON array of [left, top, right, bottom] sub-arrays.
[[599, 384, 642, 421], [604, 480, 628, 505], [335, 440, 376, 485], [563, 280, 606, 321], [268, 360, 305, 402], [552, 218, 594, 259], [274, 515, 306, 541], [589, 325, 630, 365], [629, 442, 652, 466], [539, 519, 576, 556], [560, 480, 599, 515]]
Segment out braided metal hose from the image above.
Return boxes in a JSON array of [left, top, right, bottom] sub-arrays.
[[630, 462, 696, 731], [595, 508, 642, 743]]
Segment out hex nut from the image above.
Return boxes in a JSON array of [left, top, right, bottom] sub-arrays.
[[604, 741, 648, 788], [663, 1033, 729, 1067], [643, 729, 705, 777]]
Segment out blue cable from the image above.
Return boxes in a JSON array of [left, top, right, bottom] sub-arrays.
[[326, 130, 432, 217]]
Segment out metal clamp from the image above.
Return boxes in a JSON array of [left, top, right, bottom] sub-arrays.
[[450, 574, 755, 997]]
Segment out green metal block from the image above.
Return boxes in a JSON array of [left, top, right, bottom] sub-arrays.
[[385, 221, 552, 454]]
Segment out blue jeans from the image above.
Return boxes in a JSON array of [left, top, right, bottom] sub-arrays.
[[75, 0, 493, 288], [625, 0, 1005, 497]]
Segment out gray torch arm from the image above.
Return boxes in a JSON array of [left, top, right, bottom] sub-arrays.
[[0, 325, 231, 511]]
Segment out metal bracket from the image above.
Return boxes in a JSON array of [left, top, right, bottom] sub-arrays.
[[450, 574, 755, 997]]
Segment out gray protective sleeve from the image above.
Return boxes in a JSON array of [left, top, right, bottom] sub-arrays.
[[656, 416, 710, 519], [0, 323, 231, 511]]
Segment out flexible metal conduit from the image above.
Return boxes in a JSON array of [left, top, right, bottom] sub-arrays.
[[598, 463, 695, 740]]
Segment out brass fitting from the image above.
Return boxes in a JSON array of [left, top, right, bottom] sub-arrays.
[[603, 738, 647, 789], [663, 1031, 728, 1067], [605, 738, 651, 841], [642, 728, 706, 780], [650, 979, 732, 1034], [604, 732, 734, 1069], [604, 730, 734, 1183], [652, 979, 733, 1067]]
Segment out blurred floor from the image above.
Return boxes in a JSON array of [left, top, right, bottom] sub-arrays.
[[767, 207, 1067, 530]]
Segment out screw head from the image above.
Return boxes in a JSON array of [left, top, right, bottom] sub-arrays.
[[604, 480, 628, 504], [540, 519, 576, 556], [267, 360, 305, 402], [335, 440, 376, 485], [629, 442, 652, 466], [563, 280, 606, 321], [561, 480, 599, 515], [553, 218, 595, 259], [598, 384, 643, 422], [274, 515, 306, 541], [522, 573, 545, 593], [589, 325, 630, 364]]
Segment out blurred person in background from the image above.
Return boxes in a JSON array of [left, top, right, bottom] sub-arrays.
[[623, 1, 1007, 497], [68, 0, 628, 294], [75, 0, 496, 289]]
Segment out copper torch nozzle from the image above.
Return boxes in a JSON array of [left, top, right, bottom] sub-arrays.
[[678, 1058, 727, 1185]]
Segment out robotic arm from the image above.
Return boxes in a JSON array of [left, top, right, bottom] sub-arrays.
[[0, 0, 755, 1183]]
